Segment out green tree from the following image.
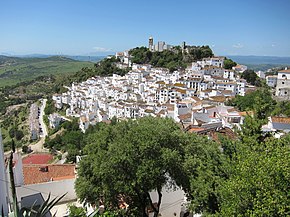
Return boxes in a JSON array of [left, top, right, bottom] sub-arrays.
[[224, 58, 237, 69], [227, 87, 276, 120], [75, 117, 225, 217], [272, 100, 290, 116], [75, 117, 187, 217], [15, 130, 24, 141], [182, 133, 227, 215], [241, 69, 261, 86], [44, 99, 55, 115], [217, 136, 290, 216]]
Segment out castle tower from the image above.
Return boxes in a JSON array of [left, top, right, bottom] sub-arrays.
[[0, 129, 9, 216], [149, 36, 154, 52], [181, 41, 186, 52]]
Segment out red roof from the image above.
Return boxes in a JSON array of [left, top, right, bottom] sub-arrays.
[[271, 116, 290, 124], [22, 154, 53, 165], [23, 164, 76, 185]]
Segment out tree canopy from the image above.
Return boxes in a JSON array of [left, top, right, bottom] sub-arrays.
[[241, 69, 261, 86], [224, 58, 237, 69], [74, 114, 290, 216], [218, 130, 290, 216], [227, 86, 276, 120], [75, 117, 223, 217], [129, 45, 213, 72]]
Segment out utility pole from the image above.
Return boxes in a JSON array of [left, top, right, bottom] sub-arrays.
[[9, 139, 19, 216], [0, 129, 9, 216]]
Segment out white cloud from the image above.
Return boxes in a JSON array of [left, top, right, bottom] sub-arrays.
[[232, 43, 244, 49], [271, 44, 276, 47], [93, 47, 112, 52]]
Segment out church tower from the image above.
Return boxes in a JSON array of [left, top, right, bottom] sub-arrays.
[[149, 36, 154, 52], [0, 129, 9, 216]]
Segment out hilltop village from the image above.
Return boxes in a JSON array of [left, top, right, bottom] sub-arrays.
[[53, 60, 247, 133], [47, 38, 290, 137], [51, 39, 251, 133]]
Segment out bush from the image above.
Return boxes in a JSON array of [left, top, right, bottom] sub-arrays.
[[68, 205, 86, 217], [22, 145, 32, 154]]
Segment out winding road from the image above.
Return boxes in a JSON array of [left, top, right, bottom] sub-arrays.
[[30, 99, 49, 153]]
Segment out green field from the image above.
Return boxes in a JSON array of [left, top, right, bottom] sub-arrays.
[[0, 56, 93, 87]]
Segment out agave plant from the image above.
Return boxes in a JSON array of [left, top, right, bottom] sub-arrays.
[[20, 193, 66, 217], [1, 193, 66, 217]]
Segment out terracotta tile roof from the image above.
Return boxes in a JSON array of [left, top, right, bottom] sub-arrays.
[[278, 69, 290, 73], [210, 127, 237, 141], [228, 108, 238, 113], [144, 109, 154, 113], [174, 83, 185, 87], [178, 113, 192, 121], [22, 154, 53, 165], [220, 90, 233, 94], [191, 96, 201, 101], [158, 110, 166, 115], [166, 104, 174, 111], [23, 164, 76, 185], [156, 81, 165, 84], [209, 96, 226, 102], [271, 116, 290, 124], [176, 88, 186, 94], [215, 81, 236, 85], [201, 89, 214, 93]]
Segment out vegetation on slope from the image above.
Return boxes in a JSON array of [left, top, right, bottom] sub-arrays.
[[241, 69, 261, 86], [223, 57, 237, 69], [129, 45, 214, 72], [73, 115, 289, 216], [0, 55, 93, 87]]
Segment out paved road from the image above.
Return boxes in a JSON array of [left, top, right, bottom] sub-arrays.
[[30, 99, 49, 153]]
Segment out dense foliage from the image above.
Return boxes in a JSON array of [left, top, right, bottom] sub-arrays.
[[75, 117, 224, 217], [227, 86, 276, 120], [241, 69, 261, 86], [74, 112, 290, 217], [184, 45, 214, 62], [218, 117, 290, 216], [129, 47, 185, 72], [223, 58, 237, 69], [94, 57, 129, 76], [44, 119, 85, 162], [129, 45, 213, 72]]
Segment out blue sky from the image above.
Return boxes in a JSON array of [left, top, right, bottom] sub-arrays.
[[1, 0, 290, 56]]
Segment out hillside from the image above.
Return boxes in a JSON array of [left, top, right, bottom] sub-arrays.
[[0, 55, 93, 87]]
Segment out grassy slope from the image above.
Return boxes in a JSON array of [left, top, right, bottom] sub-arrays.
[[0, 56, 93, 87]]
